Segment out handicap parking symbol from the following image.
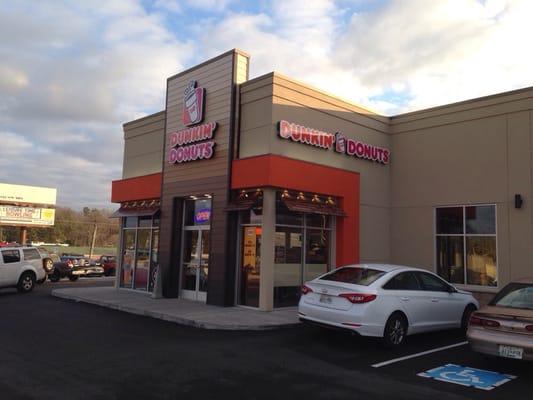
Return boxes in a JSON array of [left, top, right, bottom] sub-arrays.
[[418, 364, 516, 390]]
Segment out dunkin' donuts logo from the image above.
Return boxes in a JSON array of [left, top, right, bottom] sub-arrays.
[[168, 80, 217, 165], [277, 120, 390, 165], [182, 81, 205, 126]]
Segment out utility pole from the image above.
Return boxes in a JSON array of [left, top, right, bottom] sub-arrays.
[[89, 223, 97, 259]]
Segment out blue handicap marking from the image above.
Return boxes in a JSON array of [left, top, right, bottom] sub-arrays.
[[418, 364, 517, 391]]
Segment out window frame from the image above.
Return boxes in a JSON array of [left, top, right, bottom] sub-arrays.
[[434, 204, 498, 290]]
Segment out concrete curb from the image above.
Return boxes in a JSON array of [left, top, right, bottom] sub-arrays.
[[51, 289, 301, 331]]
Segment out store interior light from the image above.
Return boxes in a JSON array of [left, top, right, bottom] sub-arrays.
[[190, 195, 198, 200], [204, 194, 212, 198]]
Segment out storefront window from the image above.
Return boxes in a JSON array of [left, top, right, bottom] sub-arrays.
[[184, 198, 212, 226], [436, 205, 497, 287], [120, 214, 160, 291], [134, 229, 150, 290], [120, 230, 136, 288], [274, 191, 333, 308]]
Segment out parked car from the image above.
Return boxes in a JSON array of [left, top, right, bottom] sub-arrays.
[[47, 254, 81, 282], [0, 246, 47, 293], [467, 278, 533, 361], [60, 255, 88, 267], [298, 264, 479, 347], [78, 264, 105, 277], [98, 255, 117, 276]]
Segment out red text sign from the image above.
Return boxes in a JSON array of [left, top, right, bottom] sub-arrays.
[[277, 120, 390, 165]]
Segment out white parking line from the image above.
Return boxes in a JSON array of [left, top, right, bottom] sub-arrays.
[[371, 341, 468, 368]]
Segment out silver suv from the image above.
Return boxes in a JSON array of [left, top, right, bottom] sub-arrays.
[[0, 247, 48, 293]]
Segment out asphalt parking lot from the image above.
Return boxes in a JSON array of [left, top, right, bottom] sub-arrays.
[[0, 279, 530, 400]]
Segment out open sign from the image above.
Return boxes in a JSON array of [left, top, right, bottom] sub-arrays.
[[194, 208, 211, 224]]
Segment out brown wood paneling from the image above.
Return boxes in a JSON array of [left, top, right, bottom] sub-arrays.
[[158, 50, 249, 306]]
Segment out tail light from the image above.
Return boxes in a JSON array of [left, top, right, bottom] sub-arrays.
[[339, 293, 377, 304], [525, 325, 533, 332], [469, 315, 501, 328], [301, 285, 313, 295]]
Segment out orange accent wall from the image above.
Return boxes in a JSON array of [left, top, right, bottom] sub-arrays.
[[232, 155, 360, 266], [111, 173, 162, 203]]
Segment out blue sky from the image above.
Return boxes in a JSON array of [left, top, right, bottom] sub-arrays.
[[1, 0, 532, 209]]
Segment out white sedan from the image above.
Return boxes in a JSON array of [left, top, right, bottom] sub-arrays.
[[298, 264, 479, 346]]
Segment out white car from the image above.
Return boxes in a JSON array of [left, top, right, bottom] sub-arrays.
[[0, 247, 47, 293], [298, 264, 479, 346]]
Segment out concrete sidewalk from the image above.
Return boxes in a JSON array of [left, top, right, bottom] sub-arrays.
[[52, 287, 300, 330]]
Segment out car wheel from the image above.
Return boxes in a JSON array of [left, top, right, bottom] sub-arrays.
[[17, 272, 36, 293], [68, 275, 79, 282], [49, 270, 61, 282], [461, 304, 477, 331], [43, 258, 53, 272], [383, 313, 407, 347]]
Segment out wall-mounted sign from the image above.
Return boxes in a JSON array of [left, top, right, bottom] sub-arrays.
[[277, 120, 390, 165], [168, 81, 217, 164], [0, 206, 55, 226], [194, 208, 211, 224], [182, 80, 205, 126]]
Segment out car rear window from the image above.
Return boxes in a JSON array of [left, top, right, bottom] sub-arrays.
[[490, 283, 533, 310], [1, 249, 21, 264], [319, 267, 386, 286], [23, 248, 41, 261]]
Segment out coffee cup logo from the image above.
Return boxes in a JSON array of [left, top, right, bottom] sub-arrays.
[[335, 132, 346, 154], [182, 80, 205, 126]]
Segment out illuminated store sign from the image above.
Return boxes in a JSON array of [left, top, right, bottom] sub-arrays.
[[277, 120, 390, 165], [168, 81, 217, 164], [194, 208, 211, 224]]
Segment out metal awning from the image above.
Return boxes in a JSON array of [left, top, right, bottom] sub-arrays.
[[282, 198, 346, 217], [109, 207, 160, 218], [223, 199, 256, 212]]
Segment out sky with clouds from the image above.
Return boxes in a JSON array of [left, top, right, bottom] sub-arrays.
[[1, 0, 532, 209]]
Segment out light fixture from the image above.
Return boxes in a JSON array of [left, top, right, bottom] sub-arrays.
[[326, 196, 335, 206], [297, 192, 306, 201], [281, 189, 290, 199], [515, 194, 523, 209], [312, 194, 321, 203], [204, 194, 212, 198], [254, 188, 263, 198], [238, 190, 249, 199], [190, 195, 198, 200]]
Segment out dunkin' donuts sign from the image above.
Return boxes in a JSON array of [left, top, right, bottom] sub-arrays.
[[277, 120, 390, 165], [168, 81, 217, 164]]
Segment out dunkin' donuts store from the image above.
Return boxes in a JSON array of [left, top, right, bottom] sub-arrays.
[[111, 49, 533, 310]]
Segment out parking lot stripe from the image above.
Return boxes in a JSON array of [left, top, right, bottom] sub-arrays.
[[371, 341, 468, 368]]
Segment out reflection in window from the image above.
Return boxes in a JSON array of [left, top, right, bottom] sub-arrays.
[[134, 229, 150, 290], [305, 229, 329, 282], [120, 215, 159, 291], [121, 230, 136, 288], [436, 205, 497, 287]]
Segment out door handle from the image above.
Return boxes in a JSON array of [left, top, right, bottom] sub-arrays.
[[431, 298, 439, 302], [400, 297, 410, 302]]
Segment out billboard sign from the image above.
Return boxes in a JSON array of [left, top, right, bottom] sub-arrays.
[[0, 183, 57, 206], [0, 206, 55, 226]]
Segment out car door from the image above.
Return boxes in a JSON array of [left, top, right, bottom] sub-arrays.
[[22, 248, 42, 270], [0, 249, 23, 285], [382, 271, 432, 333], [415, 272, 464, 328]]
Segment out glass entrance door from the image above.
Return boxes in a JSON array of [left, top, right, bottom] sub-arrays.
[[181, 227, 209, 302]]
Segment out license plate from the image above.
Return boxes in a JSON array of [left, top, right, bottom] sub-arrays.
[[499, 345, 523, 359], [319, 295, 332, 304]]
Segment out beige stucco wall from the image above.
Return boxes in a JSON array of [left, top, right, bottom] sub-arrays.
[[390, 90, 533, 291], [239, 72, 392, 264], [122, 111, 165, 179]]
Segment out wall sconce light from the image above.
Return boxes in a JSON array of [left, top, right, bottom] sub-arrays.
[[311, 194, 321, 203], [238, 190, 249, 200], [281, 189, 290, 199], [515, 194, 523, 209], [326, 196, 335, 206], [297, 192, 306, 201]]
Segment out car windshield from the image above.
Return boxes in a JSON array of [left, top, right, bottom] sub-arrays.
[[489, 283, 533, 310], [319, 267, 386, 286]]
